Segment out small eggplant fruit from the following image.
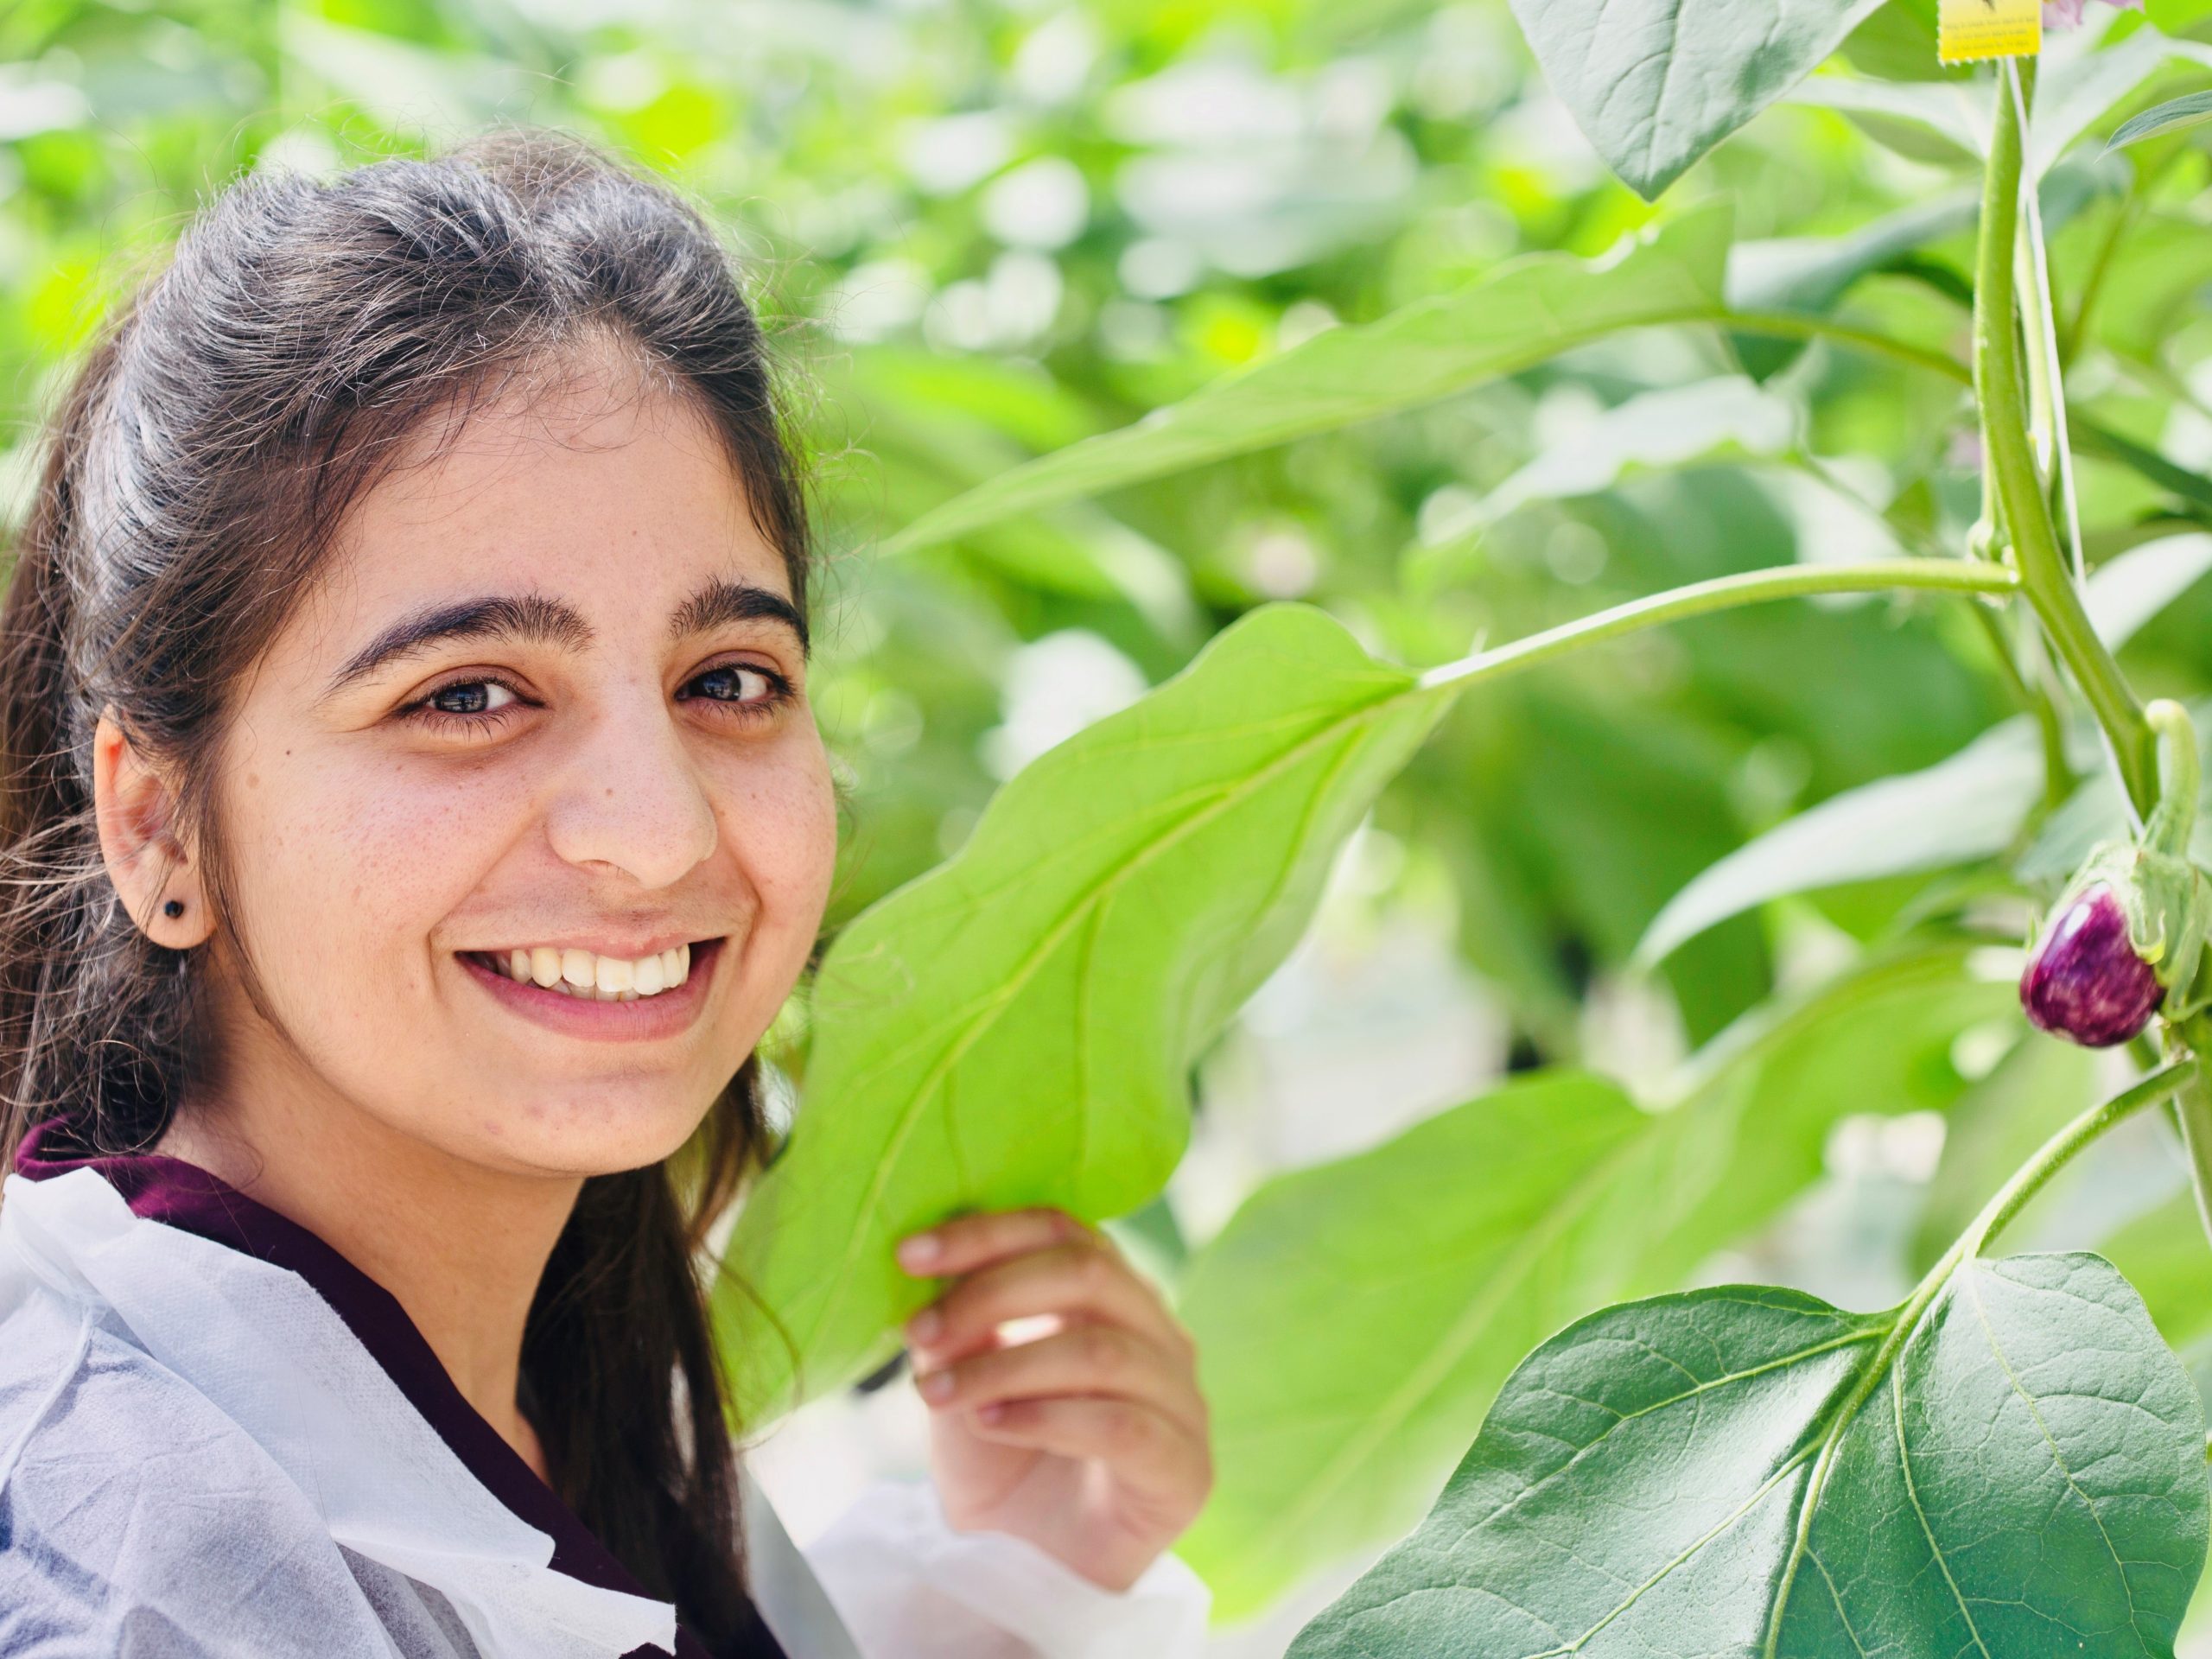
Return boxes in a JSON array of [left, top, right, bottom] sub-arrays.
[[2022, 702, 2212, 1049], [2020, 880, 2164, 1047]]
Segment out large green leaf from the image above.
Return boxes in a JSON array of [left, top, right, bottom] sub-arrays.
[[1503, 0, 1889, 200], [1291, 1257, 2209, 1656], [1177, 943, 2016, 1619], [715, 603, 1450, 1422], [880, 204, 1734, 555], [2102, 1191, 2212, 1354]]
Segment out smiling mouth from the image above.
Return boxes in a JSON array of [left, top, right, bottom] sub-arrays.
[[463, 939, 722, 1002]]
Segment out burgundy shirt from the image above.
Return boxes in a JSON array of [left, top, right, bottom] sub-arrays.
[[12, 1116, 788, 1659]]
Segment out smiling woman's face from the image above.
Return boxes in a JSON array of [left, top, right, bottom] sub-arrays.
[[172, 347, 836, 1179]]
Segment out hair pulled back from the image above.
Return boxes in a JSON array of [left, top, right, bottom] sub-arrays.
[[0, 128, 814, 1648]]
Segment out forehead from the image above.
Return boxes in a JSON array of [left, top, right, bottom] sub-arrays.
[[296, 354, 791, 653]]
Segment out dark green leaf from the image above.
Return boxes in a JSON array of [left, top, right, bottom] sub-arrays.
[[1504, 0, 1889, 200], [1292, 1257, 2208, 1656]]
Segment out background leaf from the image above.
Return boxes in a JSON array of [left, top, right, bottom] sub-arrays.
[[1634, 715, 2046, 969], [881, 203, 1734, 553], [1178, 942, 2017, 1618], [2110, 88, 2212, 148], [1637, 533, 2212, 963]]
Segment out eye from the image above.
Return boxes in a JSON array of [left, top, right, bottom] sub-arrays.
[[427, 679, 517, 717], [397, 675, 527, 736], [681, 661, 793, 719]]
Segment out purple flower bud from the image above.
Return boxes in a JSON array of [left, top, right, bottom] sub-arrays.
[[2044, 0, 2142, 28], [2021, 882, 2164, 1046]]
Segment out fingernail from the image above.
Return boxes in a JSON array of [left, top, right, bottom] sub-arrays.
[[907, 1306, 941, 1343], [898, 1233, 940, 1270], [919, 1369, 955, 1402]]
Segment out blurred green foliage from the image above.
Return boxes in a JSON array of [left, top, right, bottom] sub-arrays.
[[15, 0, 2212, 1630], [3, 0, 2119, 1064]]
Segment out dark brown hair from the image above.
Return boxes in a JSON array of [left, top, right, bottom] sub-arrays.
[[0, 128, 814, 1647]]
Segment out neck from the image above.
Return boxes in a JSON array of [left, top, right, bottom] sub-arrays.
[[156, 1063, 580, 1485]]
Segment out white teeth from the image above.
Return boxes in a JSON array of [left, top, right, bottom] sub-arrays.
[[481, 942, 703, 1001]]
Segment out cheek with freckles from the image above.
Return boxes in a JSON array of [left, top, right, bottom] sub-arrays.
[[705, 733, 838, 1039], [218, 740, 528, 1100]]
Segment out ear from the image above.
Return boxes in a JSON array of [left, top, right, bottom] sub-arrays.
[[92, 707, 213, 949]]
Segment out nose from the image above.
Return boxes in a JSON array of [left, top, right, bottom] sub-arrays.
[[541, 686, 718, 888]]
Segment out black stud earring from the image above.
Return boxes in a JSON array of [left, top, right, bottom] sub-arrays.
[[162, 899, 183, 918]]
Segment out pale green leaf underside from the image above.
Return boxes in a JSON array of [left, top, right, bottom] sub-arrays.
[[1636, 534, 2212, 965], [881, 204, 1732, 555], [1503, 0, 1889, 201], [2110, 89, 2212, 149], [716, 604, 1450, 1423], [1478, 376, 1796, 522], [1291, 1258, 2208, 1657], [1178, 944, 2018, 1619]]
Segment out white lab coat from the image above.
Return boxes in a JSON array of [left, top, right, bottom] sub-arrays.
[[0, 1145, 1212, 1659]]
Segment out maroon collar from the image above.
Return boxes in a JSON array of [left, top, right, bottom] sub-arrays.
[[13, 1116, 782, 1659]]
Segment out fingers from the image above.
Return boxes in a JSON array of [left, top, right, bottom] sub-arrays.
[[902, 1230, 1193, 1370], [896, 1205, 1087, 1279], [912, 1319, 1208, 1443], [957, 1393, 1211, 1503]]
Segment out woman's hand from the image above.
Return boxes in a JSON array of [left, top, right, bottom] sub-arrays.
[[895, 1205, 1213, 1594]]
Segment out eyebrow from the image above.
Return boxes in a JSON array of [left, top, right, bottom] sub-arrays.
[[321, 577, 809, 702]]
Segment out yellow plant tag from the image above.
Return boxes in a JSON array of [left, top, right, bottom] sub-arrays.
[[1938, 0, 2044, 63]]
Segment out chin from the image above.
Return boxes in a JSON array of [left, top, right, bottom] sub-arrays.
[[449, 1077, 728, 1179]]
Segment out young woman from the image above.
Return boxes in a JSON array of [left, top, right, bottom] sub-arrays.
[[0, 131, 1214, 1657]]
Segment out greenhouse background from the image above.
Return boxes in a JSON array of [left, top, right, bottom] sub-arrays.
[[8, 0, 2212, 1651]]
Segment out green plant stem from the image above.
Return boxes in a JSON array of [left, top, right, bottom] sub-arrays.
[[1969, 1060, 2188, 1256], [1417, 559, 2019, 694], [1966, 601, 2075, 811], [1975, 58, 2156, 820], [1794, 1063, 2183, 1535], [2063, 144, 2188, 367], [2174, 1058, 2212, 1254], [2062, 186, 2142, 371]]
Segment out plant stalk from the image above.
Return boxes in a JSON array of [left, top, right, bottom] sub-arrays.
[[1965, 600, 2074, 812], [1974, 57, 2156, 819], [1417, 560, 2019, 694], [2176, 1059, 2212, 1254], [1967, 1060, 2187, 1258]]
